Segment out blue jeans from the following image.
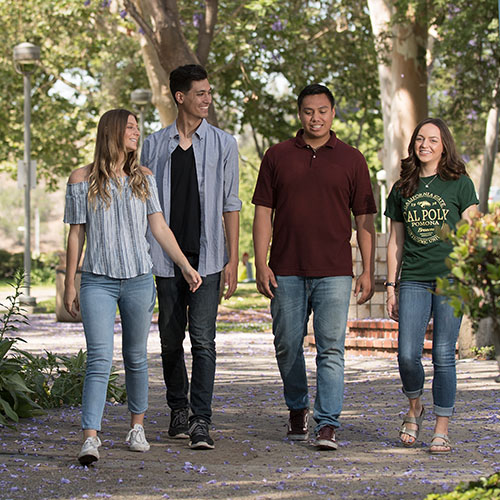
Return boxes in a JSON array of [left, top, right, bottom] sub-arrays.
[[79, 272, 156, 431], [398, 280, 462, 417], [271, 275, 352, 431], [156, 261, 221, 424]]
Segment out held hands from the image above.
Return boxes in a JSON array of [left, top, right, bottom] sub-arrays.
[[354, 271, 374, 305], [181, 265, 202, 292], [256, 264, 277, 299], [63, 284, 80, 318]]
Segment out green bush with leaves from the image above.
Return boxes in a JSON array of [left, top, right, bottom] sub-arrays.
[[0, 271, 43, 425], [426, 473, 500, 499], [19, 350, 126, 408], [437, 207, 500, 339], [0, 250, 60, 284]]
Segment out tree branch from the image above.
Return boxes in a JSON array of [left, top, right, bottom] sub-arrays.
[[196, 0, 218, 66], [123, 0, 161, 54]]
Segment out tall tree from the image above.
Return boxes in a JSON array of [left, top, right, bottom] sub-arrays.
[[367, 0, 428, 188], [1, 0, 149, 187], [429, 0, 499, 212]]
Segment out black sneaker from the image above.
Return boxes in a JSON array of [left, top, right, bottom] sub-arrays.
[[287, 408, 309, 441], [168, 408, 189, 439], [188, 418, 215, 449]]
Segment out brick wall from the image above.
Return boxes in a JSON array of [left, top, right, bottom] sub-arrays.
[[349, 232, 389, 320]]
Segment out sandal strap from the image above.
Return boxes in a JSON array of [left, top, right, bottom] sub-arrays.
[[430, 433, 450, 445], [401, 406, 425, 426], [399, 424, 418, 439]]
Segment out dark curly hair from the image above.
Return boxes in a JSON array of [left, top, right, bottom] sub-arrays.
[[397, 117, 468, 198]]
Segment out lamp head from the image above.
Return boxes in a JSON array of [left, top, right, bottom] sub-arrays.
[[131, 88, 152, 106], [13, 43, 41, 75]]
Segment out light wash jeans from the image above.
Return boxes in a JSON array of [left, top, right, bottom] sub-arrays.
[[271, 275, 352, 431], [79, 271, 156, 431], [398, 280, 462, 417]]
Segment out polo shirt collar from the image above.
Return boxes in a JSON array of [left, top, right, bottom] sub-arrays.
[[294, 129, 337, 149]]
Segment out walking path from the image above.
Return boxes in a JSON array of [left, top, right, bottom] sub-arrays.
[[0, 313, 499, 499]]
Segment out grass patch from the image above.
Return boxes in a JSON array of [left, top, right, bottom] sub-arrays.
[[217, 321, 271, 333], [37, 298, 56, 314], [223, 282, 269, 311]]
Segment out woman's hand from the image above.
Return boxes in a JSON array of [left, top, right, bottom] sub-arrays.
[[386, 293, 399, 321], [181, 265, 202, 292], [64, 283, 80, 318]]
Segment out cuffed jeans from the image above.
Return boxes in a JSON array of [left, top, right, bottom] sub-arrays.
[[79, 271, 156, 431], [271, 275, 352, 431], [156, 260, 220, 424], [398, 280, 462, 417]]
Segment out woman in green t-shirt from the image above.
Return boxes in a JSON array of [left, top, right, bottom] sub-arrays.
[[385, 118, 478, 454]]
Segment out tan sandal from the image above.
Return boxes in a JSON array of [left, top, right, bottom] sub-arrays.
[[399, 407, 425, 447], [429, 433, 452, 454]]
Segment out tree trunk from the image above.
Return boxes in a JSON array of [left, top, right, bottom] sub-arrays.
[[125, 0, 219, 126], [478, 98, 499, 214], [139, 37, 177, 126], [367, 0, 428, 189]]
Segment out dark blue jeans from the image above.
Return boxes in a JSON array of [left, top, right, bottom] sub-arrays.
[[398, 280, 462, 417], [156, 262, 220, 424]]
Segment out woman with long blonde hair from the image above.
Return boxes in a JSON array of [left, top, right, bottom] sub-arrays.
[[64, 109, 201, 465]]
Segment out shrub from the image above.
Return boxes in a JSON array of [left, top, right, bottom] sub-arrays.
[[426, 473, 500, 499], [19, 349, 126, 408], [0, 270, 43, 425], [437, 207, 500, 338], [0, 250, 59, 284]]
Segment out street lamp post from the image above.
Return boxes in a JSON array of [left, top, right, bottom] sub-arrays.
[[130, 88, 152, 150], [14, 42, 40, 306]]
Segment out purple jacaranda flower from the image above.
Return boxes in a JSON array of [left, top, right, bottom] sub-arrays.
[[271, 19, 283, 31], [193, 13, 203, 28], [120, 9, 127, 18], [84, 0, 91, 6], [466, 110, 478, 121]]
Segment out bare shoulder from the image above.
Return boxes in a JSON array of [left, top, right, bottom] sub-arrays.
[[140, 166, 153, 176], [68, 165, 91, 184]]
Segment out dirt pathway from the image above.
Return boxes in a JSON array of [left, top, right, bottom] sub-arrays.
[[1, 314, 499, 499]]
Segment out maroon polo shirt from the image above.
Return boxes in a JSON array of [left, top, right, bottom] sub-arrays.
[[252, 130, 377, 277]]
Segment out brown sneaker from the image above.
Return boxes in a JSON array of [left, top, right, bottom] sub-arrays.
[[287, 408, 309, 441], [315, 425, 338, 450]]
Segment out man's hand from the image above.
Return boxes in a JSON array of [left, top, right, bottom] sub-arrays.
[[354, 271, 374, 305], [223, 260, 238, 299], [256, 264, 277, 299]]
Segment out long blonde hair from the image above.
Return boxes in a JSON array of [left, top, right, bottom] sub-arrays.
[[88, 109, 150, 208]]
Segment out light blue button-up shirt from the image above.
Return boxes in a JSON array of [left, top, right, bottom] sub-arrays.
[[141, 119, 241, 278]]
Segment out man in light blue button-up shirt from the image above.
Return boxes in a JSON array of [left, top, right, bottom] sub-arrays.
[[141, 64, 241, 450]]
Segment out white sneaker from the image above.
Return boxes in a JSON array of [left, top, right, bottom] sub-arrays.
[[78, 436, 101, 466], [126, 424, 150, 452]]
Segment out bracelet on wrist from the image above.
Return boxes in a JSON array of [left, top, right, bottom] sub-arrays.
[[383, 281, 398, 288]]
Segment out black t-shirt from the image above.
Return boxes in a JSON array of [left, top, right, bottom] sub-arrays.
[[170, 145, 201, 256]]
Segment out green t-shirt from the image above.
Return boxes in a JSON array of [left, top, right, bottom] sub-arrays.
[[385, 174, 478, 281]]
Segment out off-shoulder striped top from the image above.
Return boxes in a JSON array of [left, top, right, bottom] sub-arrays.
[[64, 175, 162, 279]]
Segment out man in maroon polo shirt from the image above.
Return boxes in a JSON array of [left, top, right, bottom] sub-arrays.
[[252, 83, 376, 450]]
